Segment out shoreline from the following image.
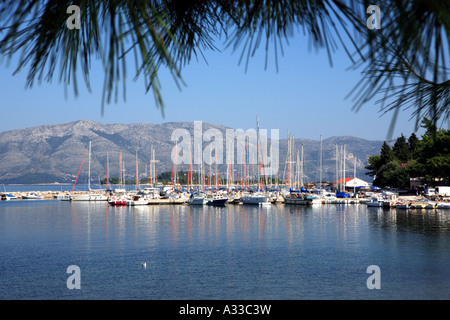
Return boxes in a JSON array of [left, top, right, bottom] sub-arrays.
[[1, 190, 430, 203]]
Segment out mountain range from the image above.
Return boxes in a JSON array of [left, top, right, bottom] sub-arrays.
[[0, 120, 387, 184]]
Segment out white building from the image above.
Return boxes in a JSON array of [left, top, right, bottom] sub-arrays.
[[333, 177, 370, 190]]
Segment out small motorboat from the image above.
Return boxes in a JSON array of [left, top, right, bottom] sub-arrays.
[[21, 192, 44, 200], [127, 195, 150, 206], [206, 195, 228, 206], [188, 193, 206, 205], [241, 193, 268, 205], [1, 193, 17, 200]]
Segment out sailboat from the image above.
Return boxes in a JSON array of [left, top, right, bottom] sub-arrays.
[[71, 141, 108, 201], [240, 192, 269, 205], [241, 116, 270, 206]]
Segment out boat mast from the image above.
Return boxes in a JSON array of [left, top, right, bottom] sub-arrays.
[[354, 156, 356, 194], [135, 150, 138, 191], [188, 139, 192, 189], [301, 143, 304, 188], [216, 152, 219, 189], [319, 134, 322, 190], [106, 151, 109, 191], [342, 143, 346, 192], [335, 144, 338, 191], [119, 151, 122, 189], [88, 141, 91, 192], [72, 148, 88, 193], [122, 160, 126, 190], [286, 133, 290, 189], [176, 142, 179, 188], [149, 147, 153, 187], [257, 115, 260, 190]]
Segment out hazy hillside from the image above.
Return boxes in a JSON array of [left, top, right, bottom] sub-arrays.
[[0, 120, 386, 184]]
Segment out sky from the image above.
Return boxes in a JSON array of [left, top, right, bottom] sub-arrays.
[[0, 23, 428, 142]]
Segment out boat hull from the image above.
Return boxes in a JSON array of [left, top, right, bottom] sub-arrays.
[[206, 198, 228, 206], [71, 195, 108, 201], [109, 200, 127, 206], [189, 197, 206, 205], [241, 196, 268, 205], [284, 198, 313, 205], [21, 193, 44, 200]]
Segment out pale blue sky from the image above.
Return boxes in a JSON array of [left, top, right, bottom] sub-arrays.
[[0, 29, 425, 141]]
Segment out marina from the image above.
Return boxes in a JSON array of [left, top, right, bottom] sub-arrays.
[[2, 185, 450, 211]]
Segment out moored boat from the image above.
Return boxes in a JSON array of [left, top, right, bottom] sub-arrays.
[[437, 202, 450, 209], [1, 193, 17, 200], [21, 192, 44, 200], [108, 197, 128, 206], [409, 200, 429, 209], [127, 194, 150, 206], [283, 192, 313, 205], [395, 201, 410, 209], [188, 193, 206, 205], [240, 193, 268, 205], [424, 202, 437, 209], [206, 194, 228, 206], [366, 194, 383, 207], [71, 193, 108, 201]]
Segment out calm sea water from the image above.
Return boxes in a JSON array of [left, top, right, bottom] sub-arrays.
[[1, 198, 450, 300]]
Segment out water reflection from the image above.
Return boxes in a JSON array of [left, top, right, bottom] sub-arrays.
[[2, 200, 450, 299], [63, 203, 450, 252], [366, 207, 450, 236]]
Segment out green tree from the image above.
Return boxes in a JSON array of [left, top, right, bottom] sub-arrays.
[[417, 119, 450, 184], [380, 142, 395, 165], [379, 160, 409, 188], [366, 155, 381, 178], [407, 132, 419, 160], [392, 134, 409, 163]]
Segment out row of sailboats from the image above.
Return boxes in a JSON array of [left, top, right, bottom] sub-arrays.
[[67, 141, 160, 205], [65, 121, 358, 206]]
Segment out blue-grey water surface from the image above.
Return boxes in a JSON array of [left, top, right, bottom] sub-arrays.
[[1, 199, 449, 300]]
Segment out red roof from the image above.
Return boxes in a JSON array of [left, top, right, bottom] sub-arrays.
[[333, 178, 354, 184]]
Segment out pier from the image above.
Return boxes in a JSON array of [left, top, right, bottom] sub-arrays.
[[2, 189, 449, 210]]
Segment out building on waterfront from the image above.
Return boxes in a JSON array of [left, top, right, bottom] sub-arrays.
[[333, 177, 370, 191]]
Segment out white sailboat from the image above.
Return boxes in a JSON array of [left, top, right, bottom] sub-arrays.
[[240, 193, 269, 205], [71, 141, 108, 201], [188, 193, 207, 205]]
